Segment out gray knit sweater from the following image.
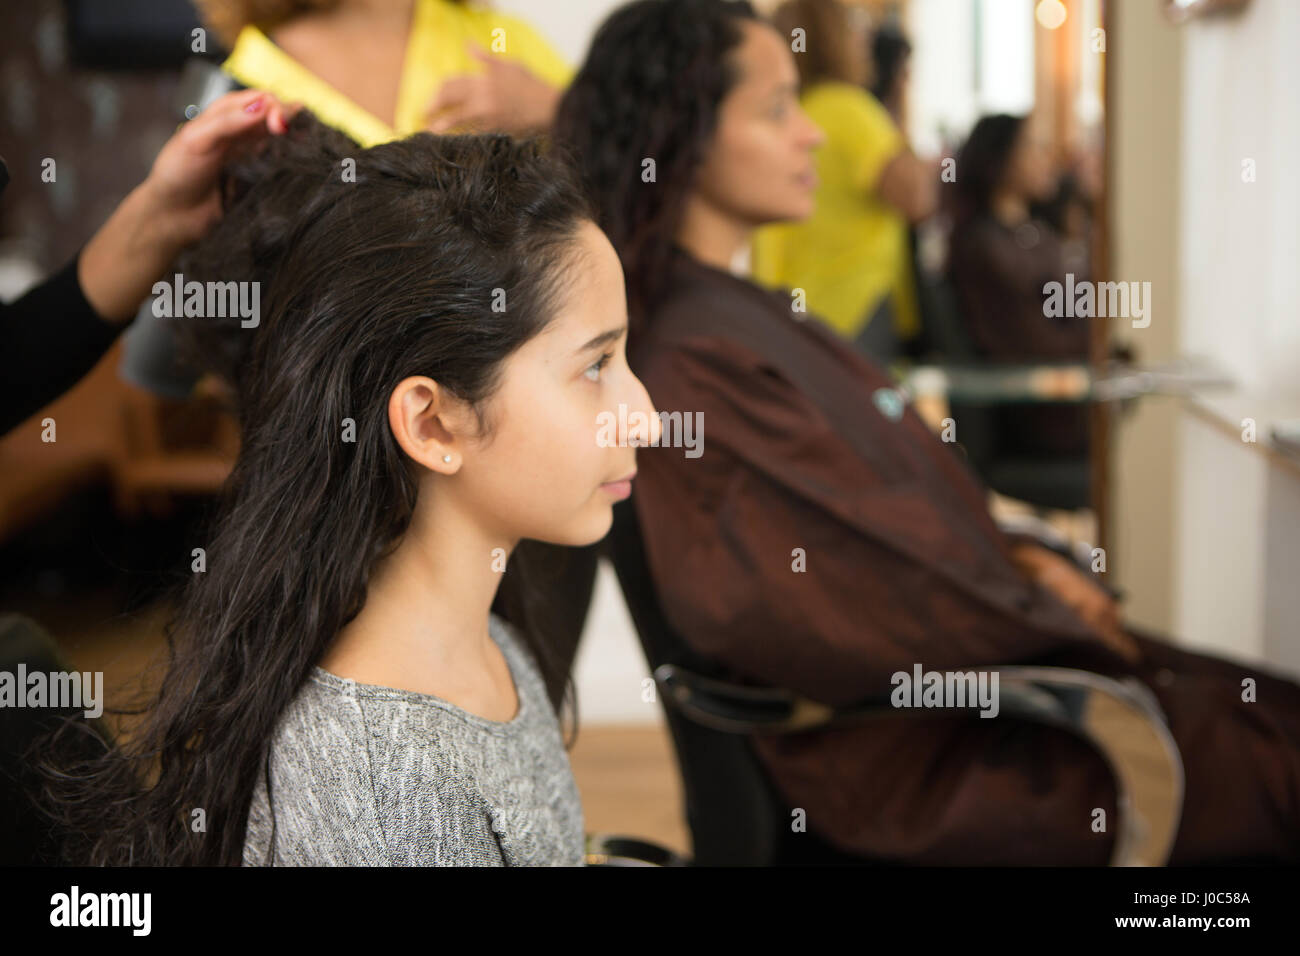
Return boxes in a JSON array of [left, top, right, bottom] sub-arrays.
[[242, 613, 585, 866]]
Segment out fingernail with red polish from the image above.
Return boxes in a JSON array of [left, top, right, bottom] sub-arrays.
[[244, 95, 265, 113]]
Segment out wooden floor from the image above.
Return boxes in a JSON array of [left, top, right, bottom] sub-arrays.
[[567, 723, 690, 858]]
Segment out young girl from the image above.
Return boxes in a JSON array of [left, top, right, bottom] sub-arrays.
[[40, 112, 660, 865]]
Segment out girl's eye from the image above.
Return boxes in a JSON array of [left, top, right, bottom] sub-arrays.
[[584, 352, 614, 383]]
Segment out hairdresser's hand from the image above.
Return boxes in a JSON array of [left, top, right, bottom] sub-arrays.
[[141, 89, 298, 249], [78, 89, 297, 322], [425, 42, 561, 136], [1011, 542, 1141, 665]]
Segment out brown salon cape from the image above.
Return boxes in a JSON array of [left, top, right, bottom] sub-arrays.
[[628, 246, 1300, 864], [947, 214, 1091, 457]]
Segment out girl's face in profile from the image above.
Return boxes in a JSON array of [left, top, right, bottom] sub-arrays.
[[689, 19, 826, 228], [437, 219, 660, 548]]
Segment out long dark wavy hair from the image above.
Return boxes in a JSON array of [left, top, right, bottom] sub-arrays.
[[34, 111, 595, 865], [551, 0, 758, 333]]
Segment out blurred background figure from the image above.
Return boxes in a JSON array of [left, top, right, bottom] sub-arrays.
[[195, 0, 573, 144], [124, 0, 577, 392], [868, 20, 911, 126], [124, 0, 578, 403], [946, 112, 1091, 462], [750, 0, 937, 363], [949, 113, 1089, 367]]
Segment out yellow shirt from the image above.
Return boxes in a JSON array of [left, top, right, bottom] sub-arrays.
[[221, 0, 574, 147], [751, 82, 920, 342]]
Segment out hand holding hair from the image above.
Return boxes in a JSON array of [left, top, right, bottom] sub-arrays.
[[77, 88, 298, 323]]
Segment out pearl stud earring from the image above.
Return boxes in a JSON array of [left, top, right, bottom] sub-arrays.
[[442, 455, 452, 463]]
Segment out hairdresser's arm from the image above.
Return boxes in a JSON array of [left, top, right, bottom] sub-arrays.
[[834, 85, 936, 224], [1, 89, 293, 435], [875, 148, 939, 223]]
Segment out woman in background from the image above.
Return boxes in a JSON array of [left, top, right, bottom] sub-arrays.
[[196, 0, 572, 144], [948, 112, 1090, 458], [38, 115, 659, 865], [553, 0, 1300, 866], [750, 0, 936, 362]]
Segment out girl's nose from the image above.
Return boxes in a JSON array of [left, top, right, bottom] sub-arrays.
[[628, 379, 661, 447]]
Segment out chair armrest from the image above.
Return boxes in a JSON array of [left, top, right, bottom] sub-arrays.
[[991, 666, 1184, 866], [654, 663, 1183, 866], [584, 833, 688, 867], [654, 664, 874, 733]]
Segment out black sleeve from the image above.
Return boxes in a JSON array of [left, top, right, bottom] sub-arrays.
[[0, 250, 126, 435]]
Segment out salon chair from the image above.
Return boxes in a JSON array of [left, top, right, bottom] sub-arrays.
[[605, 499, 1184, 867]]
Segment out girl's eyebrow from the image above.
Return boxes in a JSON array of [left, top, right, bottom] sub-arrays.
[[576, 326, 627, 354]]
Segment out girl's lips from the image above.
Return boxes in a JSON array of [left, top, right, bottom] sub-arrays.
[[601, 472, 636, 500], [601, 480, 632, 500]]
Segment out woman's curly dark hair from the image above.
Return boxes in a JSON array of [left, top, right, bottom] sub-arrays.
[[552, 0, 758, 334], [33, 110, 594, 865]]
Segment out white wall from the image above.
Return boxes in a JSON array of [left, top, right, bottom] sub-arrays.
[[1175, 414, 1267, 659], [907, 0, 978, 154], [493, 0, 621, 66], [1177, 0, 1300, 394], [906, 0, 1035, 155], [977, 0, 1035, 115], [573, 558, 662, 724], [1172, 0, 1300, 674]]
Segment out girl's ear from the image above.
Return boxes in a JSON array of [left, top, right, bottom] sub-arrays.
[[387, 376, 474, 473]]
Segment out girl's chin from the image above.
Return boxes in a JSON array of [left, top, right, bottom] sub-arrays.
[[547, 505, 615, 549]]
